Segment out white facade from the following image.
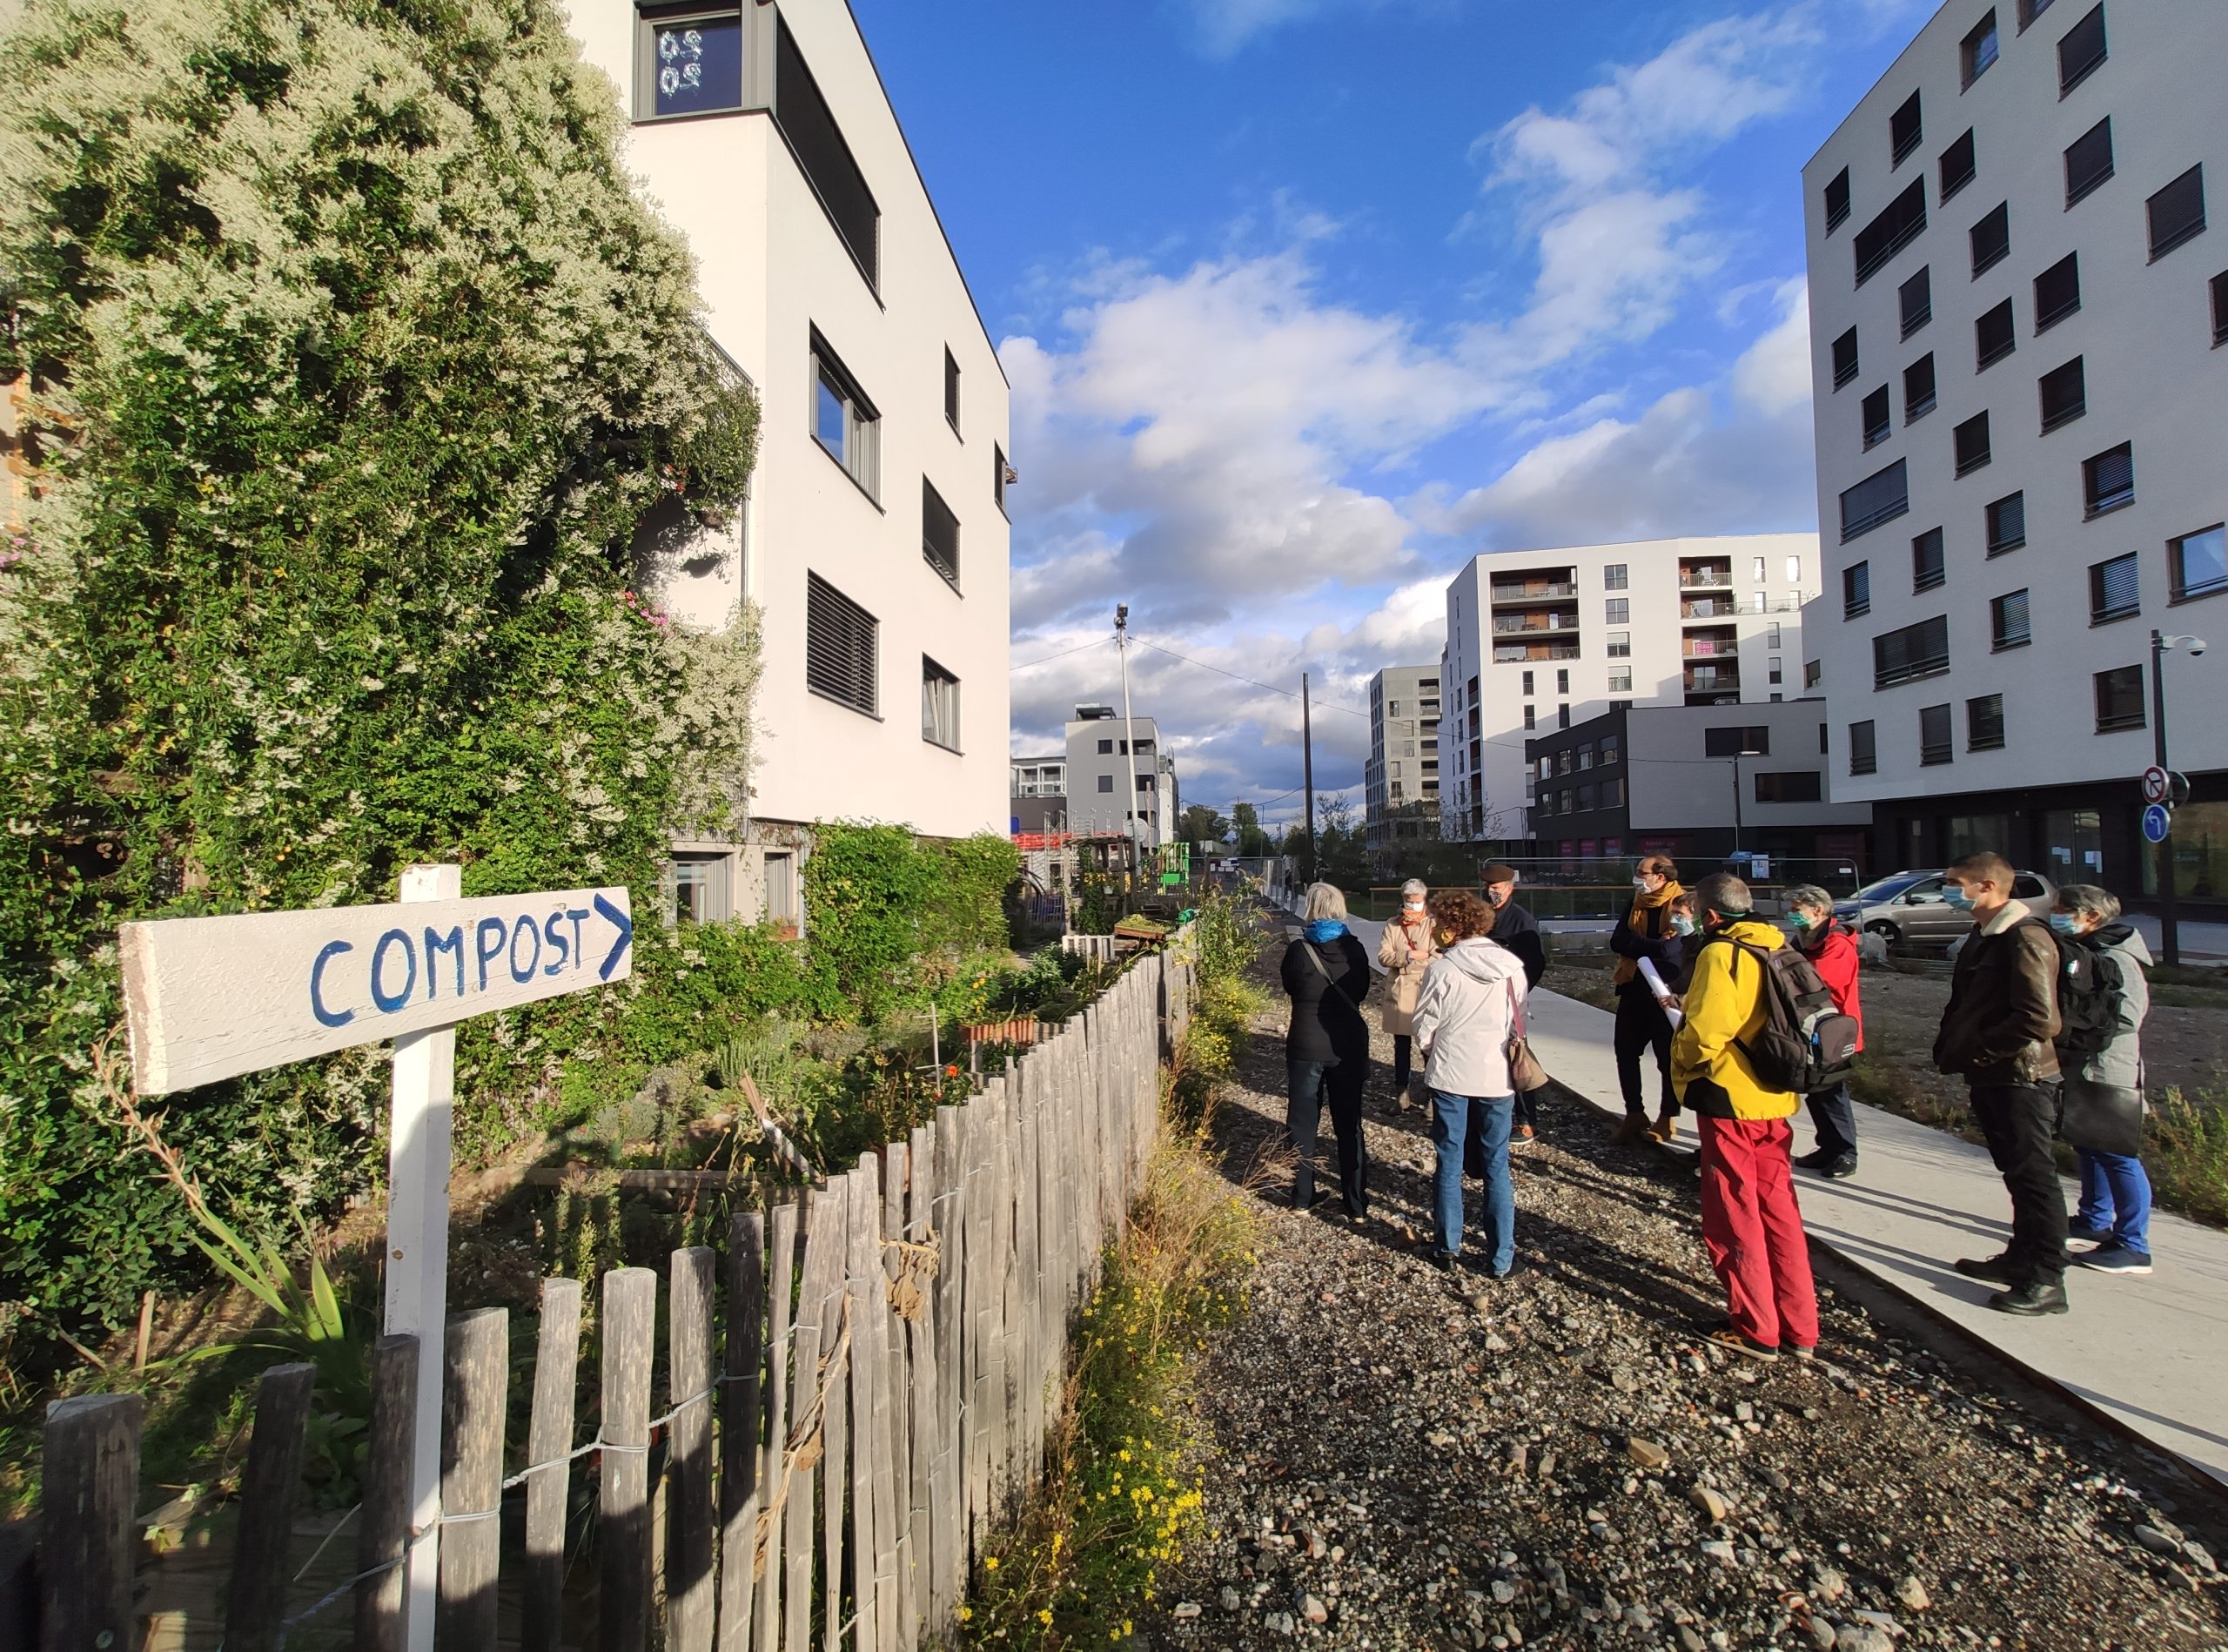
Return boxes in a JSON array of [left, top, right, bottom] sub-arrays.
[[1802, 0, 2227, 818], [565, 0, 1013, 918], [1364, 665, 1442, 854], [1064, 709, 1177, 848], [1439, 534, 1821, 844]]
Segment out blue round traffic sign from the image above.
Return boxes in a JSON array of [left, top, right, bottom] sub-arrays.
[[2142, 802, 2172, 844]]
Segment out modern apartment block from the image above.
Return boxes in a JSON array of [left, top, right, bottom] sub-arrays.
[[1064, 708, 1178, 849], [565, 0, 1013, 922], [1803, 0, 2226, 905], [1439, 535, 1821, 848], [1010, 755, 1069, 837], [1363, 665, 1443, 861]]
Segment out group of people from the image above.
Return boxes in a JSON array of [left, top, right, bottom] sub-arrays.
[[1278, 850, 2158, 1356]]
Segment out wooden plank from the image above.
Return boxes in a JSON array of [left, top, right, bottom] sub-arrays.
[[524, 1279, 583, 1652], [963, 1091, 995, 1548], [929, 1105, 964, 1620], [38, 1393, 140, 1652], [842, 1162, 884, 1652], [439, 1307, 508, 1649], [356, 1333, 419, 1652], [993, 1078, 1023, 1504], [1013, 1064, 1044, 1489], [784, 1185, 846, 1652], [669, 1246, 718, 1652], [718, 1213, 767, 1652], [118, 887, 634, 1095], [224, 1363, 315, 1652], [880, 1143, 916, 1651], [817, 1187, 850, 1652], [601, 1268, 658, 1652], [903, 1123, 938, 1649], [751, 1204, 799, 1652]]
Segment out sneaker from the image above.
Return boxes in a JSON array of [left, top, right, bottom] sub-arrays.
[[1988, 1279, 2070, 1316], [1420, 1250, 1456, 1273], [1704, 1327, 1780, 1363], [1608, 1114, 1649, 1145], [1822, 1155, 1859, 1180], [2064, 1222, 2112, 1251], [2077, 1241, 2153, 1276], [1954, 1253, 2020, 1286], [1513, 1123, 1536, 1144], [1788, 1345, 1818, 1363]]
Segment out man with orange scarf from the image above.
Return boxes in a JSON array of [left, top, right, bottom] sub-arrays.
[[1608, 854, 1688, 1144]]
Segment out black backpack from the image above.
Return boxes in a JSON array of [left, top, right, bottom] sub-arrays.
[[1707, 935, 1861, 1093], [2050, 932, 2125, 1058]]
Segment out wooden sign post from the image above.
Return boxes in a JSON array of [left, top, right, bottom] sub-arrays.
[[119, 866, 635, 1652]]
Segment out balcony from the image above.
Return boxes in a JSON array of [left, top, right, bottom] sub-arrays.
[[1679, 565, 1733, 591], [1492, 614, 1582, 635], [1682, 632, 1739, 659], [1490, 580, 1579, 604], [1494, 641, 1581, 664], [1680, 596, 1739, 621], [1683, 663, 1741, 692]]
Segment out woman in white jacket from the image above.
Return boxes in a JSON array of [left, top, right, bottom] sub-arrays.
[[1411, 891, 1528, 1276]]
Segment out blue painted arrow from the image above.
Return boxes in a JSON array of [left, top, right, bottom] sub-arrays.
[[594, 892, 634, 980]]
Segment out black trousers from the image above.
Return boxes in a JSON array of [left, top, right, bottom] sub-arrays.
[[1392, 1033, 1413, 1091], [1807, 1083, 1858, 1158], [1513, 1085, 1540, 1130], [1970, 1084, 2067, 1284], [1614, 983, 1676, 1118], [1288, 1057, 1369, 1214]]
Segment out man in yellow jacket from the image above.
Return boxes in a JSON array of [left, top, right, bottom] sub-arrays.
[[1671, 873, 1820, 1362]]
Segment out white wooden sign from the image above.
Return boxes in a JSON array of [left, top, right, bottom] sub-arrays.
[[119, 885, 633, 1095]]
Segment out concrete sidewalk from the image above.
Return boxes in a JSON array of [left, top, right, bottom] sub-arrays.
[[1519, 984, 2228, 1492]]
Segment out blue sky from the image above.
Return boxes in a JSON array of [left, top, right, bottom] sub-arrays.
[[855, 0, 1939, 824]]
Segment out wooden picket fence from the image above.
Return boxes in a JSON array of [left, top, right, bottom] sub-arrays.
[[17, 942, 1197, 1652]]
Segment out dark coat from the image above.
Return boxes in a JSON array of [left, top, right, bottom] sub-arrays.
[[1934, 907, 2061, 1087], [1281, 932, 1373, 1064], [1488, 899, 1547, 989]]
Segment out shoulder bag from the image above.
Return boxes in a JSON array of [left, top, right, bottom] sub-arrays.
[[1504, 975, 1548, 1093], [1301, 940, 1365, 1009]]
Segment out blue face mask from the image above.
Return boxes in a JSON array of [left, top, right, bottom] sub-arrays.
[[1670, 915, 1697, 937], [1304, 918, 1346, 944], [1943, 884, 1975, 911], [2048, 912, 2083, 937]]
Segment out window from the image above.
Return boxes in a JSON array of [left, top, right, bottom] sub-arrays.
[[1755, 771, 1824, 803], [775, 19, 878, 283], [1606, 598, 1630, 624], [1523, 706, 1535, 730], [1819, 721, 1830, 755], [764, 851, 798, 928], [1135, 774, 1156, 793], [1904, 353, 1936, 420], [1604, 563, 1629, 589], [1939, 128, 1977, 202], [2171, 524, 2227, 604], [1968, 693, 2007, 750], [1913, 526, 1947, 591], [2089, 551, 2139, 623], [1970, 202, 2010, 277], [1705, 726, 1772, 757], [922, 478, 960, 585], [1806, 659, 1823, 688], [1849, 719, 1878, 775], [1520, 670, 1534, 695], [1920, 702, 1954, 766], [811, 331, 880, 497], [1607, 667, 1632, 692], [805, 572, 877, 715], [1844, 560, 1873, 618], [1954, 411, 1992, 475], [1962, 10, 1999, 86], [1975, 299, 2016, 368], [1990, 588, 2031, 650], [1862, 385, 1891, 447], [1901, 265, 1933, 337], [1890, 91, 1923, 165], [1825, 168, 1852, 232], [1856, 180, 1929, 286], [2034, 252, 2081, 331], [1768, 657, 1785, 685], [943, 348, 961, 433], [637, 4, 745, 120], [1097, 774, 1114, 793], [2212, 271, 2228, 346], [1096, 737, 1113, 755], [2084, 441, 2133, 514], [1840, 459, 1909, 541], [921, 657, 961, 749], [2148, 166, 2206, 261], [1557, 705, 1570, 730], [2057, 3, 2107, 94], [1874, 614, 1951, 687], [2018, 0, 2056, 25], [1604, 776, 1626, 808], [1555, 668, 1570, 694], [1768, 621, 1783, 648], [1601, 734, 1621, 765], [2093, 664, 2145, 732], [671, 852, 732, 923], [1986, 491, 2026, 554], [1787, 554, 1803, 582], [1607, 630, 1632, 658], [2064, 118, 2113, 207], [1832, 327, 1860, 389], [2038, 356, 2085, 433], [993, 443, 1009, 515]]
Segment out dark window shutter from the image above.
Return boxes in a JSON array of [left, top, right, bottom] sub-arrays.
[[2057, 4, 2107, 93], [1832, 327, 1860, 388], [1839, 460, 1909, 541], [1987, 491, 2026, 553], [2064, 118, 2113, 206], [1954, 413, 1992, 474], [2147, 166, 2206, 260], [1825, 168, 1851, 232], [1912, 527, 1945, 590], [1970, 202, 2010, 276], [1849, 720, 1878, 774], [922, 479, 960, 584], [1862, 386, 1891, 445], [2034, 252, 2081, 329], [1968, 695, 2006, 750], [1855, 181, 1929, 285], [1920, 703, 1953, 765], [1939, 129, 1976, 201], [1903, 353, 1936, 419], [806, 572, 879, 714], [2039, 358, 2085, 432], [775, 19, 880, 283], [1976, 299, 2016, 368], [1890, 92, 1923, 165], [1900, 265, 1933, 336], [2090, 552, 2139, 621], [2085, 442, 2134, 511]]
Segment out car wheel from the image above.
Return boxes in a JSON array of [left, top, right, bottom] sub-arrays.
[[1866, 921, 1902, 947]]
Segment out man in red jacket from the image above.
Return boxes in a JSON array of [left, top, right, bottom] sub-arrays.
[[1781, 883, 1863, 1179]]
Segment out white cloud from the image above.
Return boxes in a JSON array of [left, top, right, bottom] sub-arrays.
[[1731, 277, 1813, 416]]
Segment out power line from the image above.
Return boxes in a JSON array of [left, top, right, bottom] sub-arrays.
[[1129, 637, 1369, 716], [1010, 636, 1114, 671]]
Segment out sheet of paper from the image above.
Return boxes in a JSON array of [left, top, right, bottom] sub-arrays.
[[1638, 957, 1683, 1028]]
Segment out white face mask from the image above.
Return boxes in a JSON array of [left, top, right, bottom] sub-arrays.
[[1633, 876, 1654, 893]]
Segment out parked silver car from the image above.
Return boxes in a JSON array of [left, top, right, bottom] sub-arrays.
[[1835, 868, 2058, 948]]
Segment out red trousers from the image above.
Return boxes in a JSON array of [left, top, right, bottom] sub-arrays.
[[1697, 1116, 1820, 1351]]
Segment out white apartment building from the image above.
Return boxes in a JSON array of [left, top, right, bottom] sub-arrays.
[[1364, 665, 1443, 859], [1009, 755, 1068, 837], [1439, 534, 1820, 847], [565, 0, 1013, 923], [1064, 708, 1178, 849], [1803, 0, 2226, 906]]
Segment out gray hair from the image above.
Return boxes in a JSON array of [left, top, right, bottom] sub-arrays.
[[1782, 883, 1835, 917], [1399, 878, 1429, 900], [2056, 883, 2121, 923], [1302, 882, 1348, 923]]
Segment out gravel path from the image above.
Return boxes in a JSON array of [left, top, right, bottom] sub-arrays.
[[1138, 979, 2228, 1651]]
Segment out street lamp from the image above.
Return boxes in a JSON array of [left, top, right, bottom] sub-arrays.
[[2150, 629, 2209, 967], [1728, 746, 1764, 861]]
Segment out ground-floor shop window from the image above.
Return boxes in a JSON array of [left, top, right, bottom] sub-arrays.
[[2142, 802, 2228, 901], [1943, 813, 2011, 864]]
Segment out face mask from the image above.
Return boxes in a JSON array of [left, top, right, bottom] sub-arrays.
[[1486, 888, 1508, 908], [1633, 876, 1654, 893], [1670, 915, 1697, 937], [1402, 901, 1426, 916], [2048, 912, 2083, 937], [1781, 913, 1821, 937], [1943, 885, 1975, 911]]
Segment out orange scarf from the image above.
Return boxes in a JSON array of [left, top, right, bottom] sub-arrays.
[[1612, 879, 1684, 985]]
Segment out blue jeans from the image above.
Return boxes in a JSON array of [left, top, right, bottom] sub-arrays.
[[2076, 1149, 2152, 1256], [1428, 1091, 1514, 1272]]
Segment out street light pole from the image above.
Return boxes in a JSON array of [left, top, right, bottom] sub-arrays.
[[2151, 628, 2181, 968], [1729, 755, 1744, 861], [1115, 603, 1145, 876]]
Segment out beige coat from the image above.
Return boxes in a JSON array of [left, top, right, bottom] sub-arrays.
[[1377, 915, 1438, 1036]]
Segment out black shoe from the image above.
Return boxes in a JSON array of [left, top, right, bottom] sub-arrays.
[[1822, 1155, 1859, 1180], [1420, 1250, 1456, 1273], [1954, 1253, 2019, 1286], [1793, 1147, 1833, 1170], [1988, 1279, 2070, 1316]]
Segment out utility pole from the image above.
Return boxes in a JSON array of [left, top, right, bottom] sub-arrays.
[[1116, 603, 1146, 878], [1301, 670, 1318, 886]]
